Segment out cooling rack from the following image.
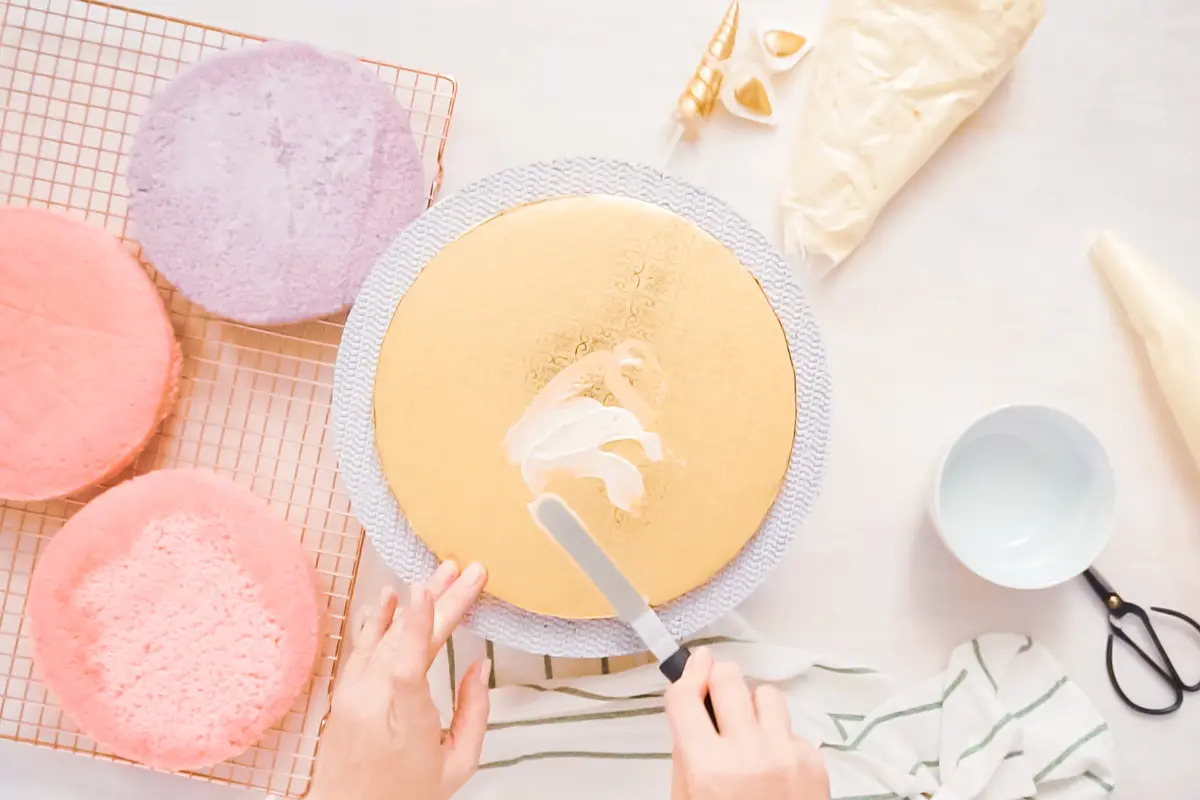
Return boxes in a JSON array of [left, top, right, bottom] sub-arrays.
[[0, 0, 457, 795]]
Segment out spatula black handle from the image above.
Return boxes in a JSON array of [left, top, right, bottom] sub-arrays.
[[659, 645, 719, 731]]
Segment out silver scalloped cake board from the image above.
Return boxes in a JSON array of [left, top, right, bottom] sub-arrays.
[[332, 158, 831, 658]]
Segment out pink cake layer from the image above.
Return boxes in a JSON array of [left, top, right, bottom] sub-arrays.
[[127, 41, 427, 325], [28, 469, 322, 772], [0, 207, 180, 502]]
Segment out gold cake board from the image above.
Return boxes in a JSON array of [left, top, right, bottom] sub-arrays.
[[333, 158, 831, 658]]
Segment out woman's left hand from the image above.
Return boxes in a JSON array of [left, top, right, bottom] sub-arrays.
[[308, 560, 491, 800]]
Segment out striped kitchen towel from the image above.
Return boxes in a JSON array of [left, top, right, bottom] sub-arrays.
[[439, 623, 1115, 799]]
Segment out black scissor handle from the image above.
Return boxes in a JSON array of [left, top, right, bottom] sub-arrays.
[[1148, 606, 1200, 693], [1106, 601, 1184, 715], [660, 645, 719, 731]]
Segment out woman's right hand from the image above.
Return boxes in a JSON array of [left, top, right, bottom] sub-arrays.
[[664, 648, 830, 800]]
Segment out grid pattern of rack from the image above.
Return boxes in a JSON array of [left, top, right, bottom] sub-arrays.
[[0, 0, 457, 795]]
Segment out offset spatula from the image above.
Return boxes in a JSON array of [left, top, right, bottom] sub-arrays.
[[531, 494, 718, 729]]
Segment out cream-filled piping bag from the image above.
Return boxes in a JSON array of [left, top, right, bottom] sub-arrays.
[[781, 0, 1044, 275], [1091, 231, 1200, 478]]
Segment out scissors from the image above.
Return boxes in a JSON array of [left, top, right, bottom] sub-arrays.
[[1084, 568, 1200, 715]]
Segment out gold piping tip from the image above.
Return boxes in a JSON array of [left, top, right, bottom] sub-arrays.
[[674, 1, 741, 140]]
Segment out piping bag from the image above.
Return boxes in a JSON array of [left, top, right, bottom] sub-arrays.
[[781, 0, 1044, 275], [1091, 231, 1200, 477]]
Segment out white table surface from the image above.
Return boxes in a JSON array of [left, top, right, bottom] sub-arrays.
[[4, 0, 1200, 796]]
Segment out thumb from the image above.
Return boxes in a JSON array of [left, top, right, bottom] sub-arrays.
[[442, 658, 492, 793]]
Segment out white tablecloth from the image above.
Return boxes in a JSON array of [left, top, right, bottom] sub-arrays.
[[4, 0, 1200, 796]]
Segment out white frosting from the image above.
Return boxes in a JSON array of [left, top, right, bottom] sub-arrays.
[[1090, 231, 1200, 476], [504, 343, 663, 512], [781, 0, 1044, 273]]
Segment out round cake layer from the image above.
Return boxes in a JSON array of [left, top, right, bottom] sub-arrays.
[[373, 196, 797, 619], [28, 469, 321, 772], [128, 41, 426, 325], [0, 207, 179, 502]]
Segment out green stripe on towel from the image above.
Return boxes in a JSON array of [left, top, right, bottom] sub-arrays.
[[512, 683, 664, 702], [828, 712, 865, 740], [907, 750, 1024, 779], [973, 638, 998, 693], [1016, 677, 1068, 719], [480, 750, 671, 770], [953, 677, 1066, 766], [1083, 770, 1114, 793], [813, 664, 880, 675], [1033, 723, 1108, 783], [487, 704, 665, 731], [956, 715, 1014, 764], [822, 670, 967, 753]]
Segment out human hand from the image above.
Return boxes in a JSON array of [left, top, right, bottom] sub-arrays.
[[665, 648, 830, 800], [308, 560, 490, 800]]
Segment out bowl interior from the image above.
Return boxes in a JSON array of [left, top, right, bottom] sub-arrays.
[[936, 405, 1115, 589]]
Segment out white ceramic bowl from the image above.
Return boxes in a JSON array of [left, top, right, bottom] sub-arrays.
[[931, 405, 1115, 589]]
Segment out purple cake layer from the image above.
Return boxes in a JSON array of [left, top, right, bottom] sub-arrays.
[[129, 41, 426, 325]]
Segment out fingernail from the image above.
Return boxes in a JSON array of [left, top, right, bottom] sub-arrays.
[[463, 562, 487, 586], [478, 659, 492, 688], [441, 559, 459, 576]]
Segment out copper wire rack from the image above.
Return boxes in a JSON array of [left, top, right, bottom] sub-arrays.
[[0, 0, 457, 795]]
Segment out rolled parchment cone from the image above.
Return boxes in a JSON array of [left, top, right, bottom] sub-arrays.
[[1091, 231, 1200, 476], [781, 0, 1044, 275], [675, 0, 740, 141]]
